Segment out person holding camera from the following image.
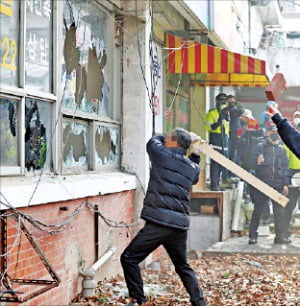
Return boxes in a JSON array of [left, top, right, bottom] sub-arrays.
[[248, 123, 290, 245], [120, 128, 206, 306], [205, 93, 230, 191]]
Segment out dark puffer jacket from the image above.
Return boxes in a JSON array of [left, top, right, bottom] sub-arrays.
[[141, 136, 200, 231], [253, 140, 289, 190], [272, 113, 300, 159]]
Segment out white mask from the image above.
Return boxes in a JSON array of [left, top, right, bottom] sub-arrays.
[[293, 118, 300, 126]]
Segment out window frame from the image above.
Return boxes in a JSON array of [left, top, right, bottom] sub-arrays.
[[92, 121, 121, 172], [60, 0, 121, 174], [0, 0, 57, 176], [61, 117, 90, 174], [0, 0, 122, 177]]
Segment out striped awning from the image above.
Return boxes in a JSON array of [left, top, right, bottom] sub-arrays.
[[166, 33, 269, 87]]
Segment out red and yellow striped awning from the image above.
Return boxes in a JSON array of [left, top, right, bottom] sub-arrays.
[[166, 33, 269, 87]]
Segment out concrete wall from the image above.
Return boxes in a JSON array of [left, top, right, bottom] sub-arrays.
[[190, 86, 207, 190], [121, 3, 167, 264], [122, 14, 152, 196], [258, 48, 300, 86]]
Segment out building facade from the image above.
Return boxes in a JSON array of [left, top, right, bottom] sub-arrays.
[[0, 0, 284, 304]]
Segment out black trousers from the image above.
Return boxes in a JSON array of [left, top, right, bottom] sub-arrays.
[[120, 222, 205, 305], [249, 188, 287, 239], [285, 186, 300, 231], [210, 148, 228, 188]]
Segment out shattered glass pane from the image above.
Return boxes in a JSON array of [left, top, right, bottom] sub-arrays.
[[0, 98, 19, 166], [95, 125, 119, 167], [61, 0, 110, 117], [62, 120, 88, 172], [25, 98, 52, 172]]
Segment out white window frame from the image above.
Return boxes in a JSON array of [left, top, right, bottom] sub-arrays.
[[0, 0, 57, 176], [60, 0, 121, 175], [0, 0, 122, 177]]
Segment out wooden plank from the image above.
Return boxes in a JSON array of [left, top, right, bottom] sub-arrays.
[[192, 140, 289, 207]]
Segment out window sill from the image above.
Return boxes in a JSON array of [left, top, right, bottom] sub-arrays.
[[0, 172, 137, 209]]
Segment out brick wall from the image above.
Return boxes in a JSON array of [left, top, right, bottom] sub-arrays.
[[2, 190, 140, 305]]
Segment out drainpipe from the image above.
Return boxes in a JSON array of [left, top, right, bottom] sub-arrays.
[[94, 204, 99, 261], [80, 247, 116, 298]]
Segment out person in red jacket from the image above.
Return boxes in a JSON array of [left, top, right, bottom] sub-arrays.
[[266, 104, 300, 158]]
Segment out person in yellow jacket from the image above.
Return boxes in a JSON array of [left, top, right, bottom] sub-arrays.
[[205, 93, 230, 191], [284, 142, 300, 239]]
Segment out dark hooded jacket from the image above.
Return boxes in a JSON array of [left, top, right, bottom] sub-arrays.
[[252, 139, 289, 190], [141, 135, 200, 231], [272, 113, 300, 159]]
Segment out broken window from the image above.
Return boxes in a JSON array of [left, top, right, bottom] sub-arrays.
[[0, 97, 19, 167], [62, 120, 88, 173], [95, 125, 119, 167], [25, 98, 52, 172], [61, 0, 109, 117]]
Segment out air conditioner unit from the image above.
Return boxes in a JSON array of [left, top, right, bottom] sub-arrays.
[[250, 0, 269, 6]]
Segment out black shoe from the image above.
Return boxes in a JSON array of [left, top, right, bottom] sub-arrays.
[[211, 186, 225, 191], [126, 300, 139, 306], [274, 237, 292, 245], [248, 237, 257, 245], [192, 298, 207, 306], [126, 298, 147, 306], [262, 218, 271, 225]]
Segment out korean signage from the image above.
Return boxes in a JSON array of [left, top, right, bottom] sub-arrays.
[[0, 0, 19, 87], [151, 43, 163, 134], [25, 0, 52, 92]]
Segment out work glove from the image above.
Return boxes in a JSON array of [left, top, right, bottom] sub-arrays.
[[189, 153, 201, 164]]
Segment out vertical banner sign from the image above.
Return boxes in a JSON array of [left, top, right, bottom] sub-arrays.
[[0, 0, 19, 87], [25, 0, 52, 92], [151, 42, 163, 134]]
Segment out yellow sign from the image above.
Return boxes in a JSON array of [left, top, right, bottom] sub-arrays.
[[0, 0, 13, 17], [1, 37, 17, 71]]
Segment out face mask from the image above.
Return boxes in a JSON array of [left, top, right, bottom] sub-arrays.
[[268, 133, 279, 143], [216, 101, 226, 110], [294, 118, 300, 126], [228, 101, 237, 107]]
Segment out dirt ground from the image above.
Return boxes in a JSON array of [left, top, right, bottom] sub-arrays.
[[72, 252, 300, 305]]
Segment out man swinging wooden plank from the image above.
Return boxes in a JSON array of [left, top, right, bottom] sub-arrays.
[[190, 137, 289, 207]]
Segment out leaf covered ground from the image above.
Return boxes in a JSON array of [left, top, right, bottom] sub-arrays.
[[72, 253, 300, 305]]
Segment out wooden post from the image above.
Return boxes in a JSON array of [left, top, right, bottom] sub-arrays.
[[192, 139, 289, 207]]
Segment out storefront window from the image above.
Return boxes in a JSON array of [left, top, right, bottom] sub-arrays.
[[25, 98, 52, 171], [0, 97, 19, 167], [25, 0, 52, 93], [61, 0, 109, 116], [0, 0, 19, 87]]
